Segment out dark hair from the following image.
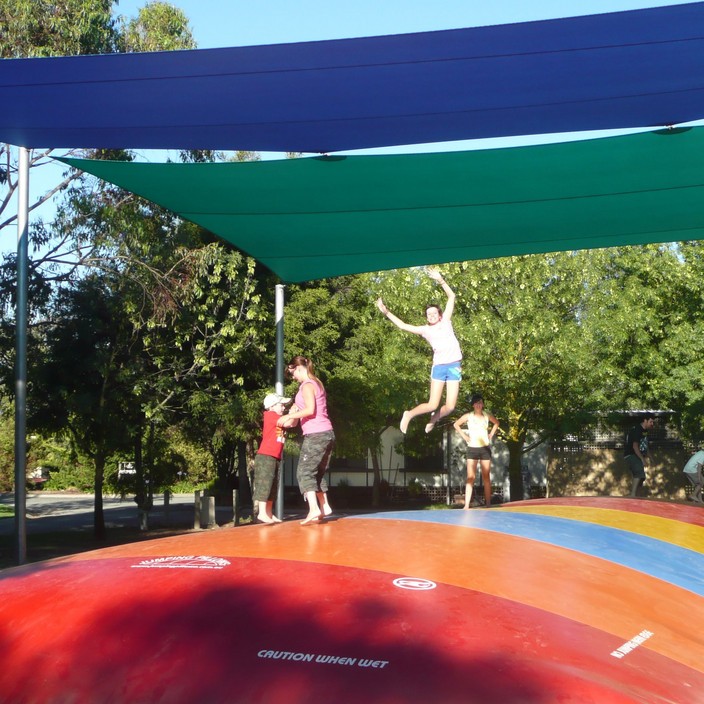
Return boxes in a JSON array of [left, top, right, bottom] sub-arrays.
[[425, 303, 443, 315], [469, 392, 484, 405], [642, 413, 656, 422], [286, 355, 325, 390]]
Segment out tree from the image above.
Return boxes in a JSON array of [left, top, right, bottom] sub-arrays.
[[0, 1, 195, 258], [0, 1, 198, 520], [117, 1, 195, 53], [371, 255, 615, 501], [30, 275, 137, 538], [0, 0, 117, 59], [45, 149, 273, 513], [659, 242, 704, 439], [593, 243, 704, 439]]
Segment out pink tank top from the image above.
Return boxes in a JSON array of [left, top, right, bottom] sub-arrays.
[[295, 379, 333, 435]]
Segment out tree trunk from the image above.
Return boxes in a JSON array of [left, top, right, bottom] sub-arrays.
[[212, 439, 238, 505], [370, 448, 381, 507], [133, 421, 154, 530], [236, 441, 252, 508]]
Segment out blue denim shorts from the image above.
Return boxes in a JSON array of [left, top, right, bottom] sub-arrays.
[[431, 361, 462, 382]]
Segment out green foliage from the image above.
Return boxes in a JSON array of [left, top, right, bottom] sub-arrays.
[[0, 0, 118, 58], [378, 247, 704, 496], [0, 0, 198, 258], [44, 461, 95, 492], [159, 424, 214, 489], [27, 433, 75, 473], [372, 255, 623, 499], [0, 398, 14, 491], [0, 1, 195, 59], [117, 1, 195, 53], [0, 398, 83, 491], [622, 242, 704, 438], [27, 275, 137, 530], [37, 152, 274, 508]]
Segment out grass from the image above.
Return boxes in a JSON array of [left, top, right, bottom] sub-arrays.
[[0, 506, 13, 518]]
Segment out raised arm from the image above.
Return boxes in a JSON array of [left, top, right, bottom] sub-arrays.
[[427, 268, 455, 319], [376, 298, 424, 334]]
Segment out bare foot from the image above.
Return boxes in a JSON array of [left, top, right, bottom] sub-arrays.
[[463, 505, 470, 510], [300, 511, 322, 525], [424, 421, 435, 433], [400, 411, 411, 434]]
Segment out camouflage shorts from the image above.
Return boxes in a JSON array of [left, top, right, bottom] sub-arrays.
[[253, 453, 280, 502], [297, 430, 335, 494]]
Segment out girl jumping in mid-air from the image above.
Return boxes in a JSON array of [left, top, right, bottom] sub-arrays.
[[376, 268, 462, 434]]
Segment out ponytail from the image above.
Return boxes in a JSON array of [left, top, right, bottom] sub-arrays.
[[287, 355, 325, 391]]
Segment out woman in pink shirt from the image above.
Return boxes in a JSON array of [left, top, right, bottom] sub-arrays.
[[276, 356, 335, 525], [377, 268, 462, 434]]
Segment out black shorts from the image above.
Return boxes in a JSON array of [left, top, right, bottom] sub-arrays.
[[466, 446, 491, 461], [625, 454, 645, 480]]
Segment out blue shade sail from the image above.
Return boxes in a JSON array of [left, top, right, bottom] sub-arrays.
[[3, 3, 704, 151]]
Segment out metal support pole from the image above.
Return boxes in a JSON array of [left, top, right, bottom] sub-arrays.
[[275, 283, 285, 520], [14, 147, 29, 565]]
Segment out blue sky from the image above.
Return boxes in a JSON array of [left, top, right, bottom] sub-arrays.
[[115, 0, 690, 49]]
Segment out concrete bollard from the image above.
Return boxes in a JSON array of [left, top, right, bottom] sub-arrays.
[[194, 490, 201, 529], [200, 494, 216, 529]]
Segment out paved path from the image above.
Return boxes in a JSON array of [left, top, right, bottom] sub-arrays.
[[0, 492, 236, 535]]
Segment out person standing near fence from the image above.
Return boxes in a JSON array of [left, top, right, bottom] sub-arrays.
[[453, 393, 500, 509], [623, 413, 656, 497], [277, 356, 335, 525]]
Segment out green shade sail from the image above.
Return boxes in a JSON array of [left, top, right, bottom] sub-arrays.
[[61, 126, 704, 282]]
